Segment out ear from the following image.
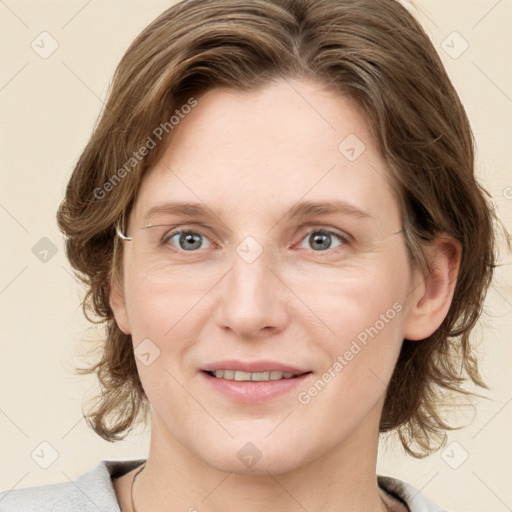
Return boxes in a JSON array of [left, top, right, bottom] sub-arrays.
[[109, 275, 131, 335], [403, 234, 462, 340]]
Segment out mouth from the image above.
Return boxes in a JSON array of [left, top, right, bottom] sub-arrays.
[[199, 362, 313, 403], [204, 369, 310, 381]]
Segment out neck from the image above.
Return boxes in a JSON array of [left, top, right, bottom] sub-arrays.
[[134, 410, 388, 512]]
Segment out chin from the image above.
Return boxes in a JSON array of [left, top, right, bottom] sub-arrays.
[[208, 453, 304, 476], [193, 435, 312, 476]]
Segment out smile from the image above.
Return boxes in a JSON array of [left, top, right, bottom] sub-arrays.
[[207, 370, 300, 381]]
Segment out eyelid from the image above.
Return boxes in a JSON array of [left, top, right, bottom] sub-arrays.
[[294, 223, 353, 244], [149, 223, 217, 238]]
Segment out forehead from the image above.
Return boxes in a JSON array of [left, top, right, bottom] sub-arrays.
[[132, 78, 400, 230]]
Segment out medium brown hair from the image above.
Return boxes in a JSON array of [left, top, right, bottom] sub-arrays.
[[57, 0, 499, 456]]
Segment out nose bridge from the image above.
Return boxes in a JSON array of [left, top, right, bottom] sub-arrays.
[[216, 235, 286, 337]]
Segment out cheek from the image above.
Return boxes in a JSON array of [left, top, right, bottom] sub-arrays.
[[121, 263, 227, 414], [292, 248, 410, 401], [291, 252, 409, 347], [122, 274, 208, 428], [123, 257, 211, 340]]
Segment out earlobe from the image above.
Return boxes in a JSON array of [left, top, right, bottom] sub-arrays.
[[109, 276, 131, 335], [403, 235, 462, 341]]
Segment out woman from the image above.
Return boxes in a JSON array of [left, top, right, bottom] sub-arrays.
[[0, 0, 499, 510]]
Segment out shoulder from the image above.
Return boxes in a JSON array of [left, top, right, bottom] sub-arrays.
[[378, 475, 452, 512], [0, 459, 146, 512]]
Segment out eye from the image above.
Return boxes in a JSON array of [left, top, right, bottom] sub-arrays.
[[298, 229, 348, 252], [163, 229, 211, 251], [156, 226, 349, 253]]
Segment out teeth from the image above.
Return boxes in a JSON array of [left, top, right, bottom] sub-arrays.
[[251, 371, 272, 381], [223, 370, 235, 380], [211, 370, 298, 381], [234, 371, 252, 381]]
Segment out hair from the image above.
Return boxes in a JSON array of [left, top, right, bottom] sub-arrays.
[[56, 0, 500, 456]]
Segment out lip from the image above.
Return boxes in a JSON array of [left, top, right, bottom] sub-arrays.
[[199, 360, 313, 404], [201, 359, 308, 374]]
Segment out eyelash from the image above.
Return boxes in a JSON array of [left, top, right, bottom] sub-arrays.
[[161, 226, 351, 253]]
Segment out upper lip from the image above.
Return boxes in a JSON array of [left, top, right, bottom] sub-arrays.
[[201, 360, 309, 374]]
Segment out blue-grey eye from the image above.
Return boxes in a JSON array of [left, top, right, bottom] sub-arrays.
[[299, 230, 345, 251], [167, 231, 210, 251]]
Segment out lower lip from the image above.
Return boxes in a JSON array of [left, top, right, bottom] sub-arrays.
[[200, 371, 312, 404]]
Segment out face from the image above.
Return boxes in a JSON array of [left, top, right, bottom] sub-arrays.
[[112, 78, 419, 475]]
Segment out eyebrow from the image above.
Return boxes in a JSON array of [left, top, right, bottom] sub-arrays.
[[143, 199, 371, 224], [285, 200, 371, 220]]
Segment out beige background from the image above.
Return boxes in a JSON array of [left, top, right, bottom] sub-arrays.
[[0, 1, 511, 510]]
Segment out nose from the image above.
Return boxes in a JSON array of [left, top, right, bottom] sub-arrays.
[[214, 241, 289, 340]]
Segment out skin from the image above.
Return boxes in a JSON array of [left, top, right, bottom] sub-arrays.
[[110, 78, 461, 512]]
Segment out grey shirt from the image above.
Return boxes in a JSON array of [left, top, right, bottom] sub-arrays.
[[0, 459, 448, 511]]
